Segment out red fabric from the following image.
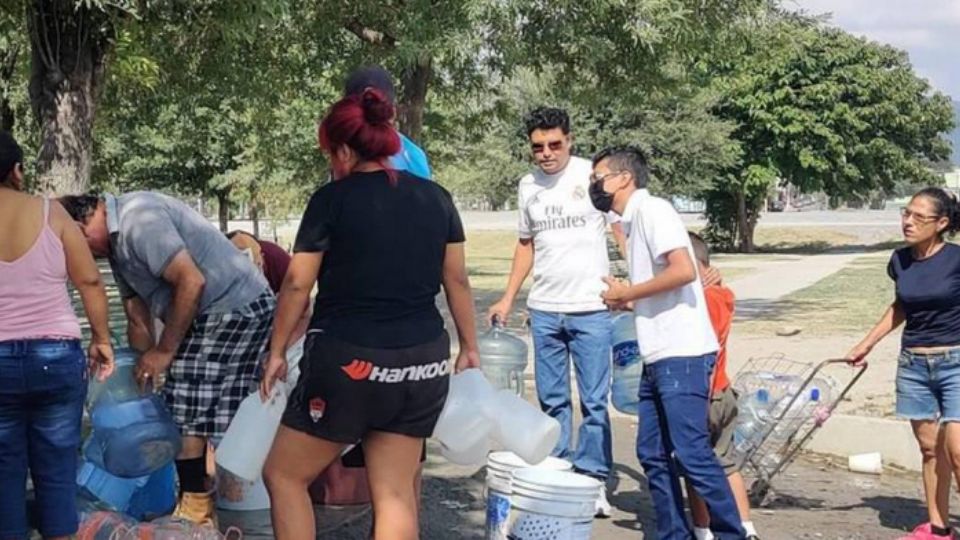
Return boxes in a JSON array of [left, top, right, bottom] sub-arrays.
[[257, 239, 290, 294], [704, 284, 735, 395]]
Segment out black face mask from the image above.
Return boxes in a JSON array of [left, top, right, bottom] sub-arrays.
[[589, 180, 615, 213]]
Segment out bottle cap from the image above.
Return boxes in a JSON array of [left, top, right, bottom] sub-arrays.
[[810, 388, 820, 401], [756, 389, 769, 402]]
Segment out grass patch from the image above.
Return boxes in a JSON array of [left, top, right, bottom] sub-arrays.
[[737, 255, 893, 336], [466, 231, 521, 292]]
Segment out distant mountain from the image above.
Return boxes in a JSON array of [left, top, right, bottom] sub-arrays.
[[951, 100, 960, 164]]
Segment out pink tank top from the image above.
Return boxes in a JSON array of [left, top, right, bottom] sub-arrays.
[[0, 198, 82, 342]]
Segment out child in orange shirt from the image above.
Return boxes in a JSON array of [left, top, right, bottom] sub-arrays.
[[687, 232, 759, 540]]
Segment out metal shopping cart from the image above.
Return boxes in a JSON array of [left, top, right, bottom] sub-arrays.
[[731, 355, 868, 505]]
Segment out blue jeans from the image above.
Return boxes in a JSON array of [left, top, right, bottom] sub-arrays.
[[896, 348, 960, 422], [0, 340, 87, 540], [529, 309, 612, 480], [637, 355, 745, 540]]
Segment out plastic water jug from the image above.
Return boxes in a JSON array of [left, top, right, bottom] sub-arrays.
[[733, 389, 772, 454], [86, 392, 182, 479], [733, 371, 803, 405], [76, 458, 175, 520], [479, 320, 528, 397], [433, 369, 497, 459], [215, 337, 304, 481], [610, 312, 641, 415], [489, 389, 561, 465], [769, 377, 835, 441]]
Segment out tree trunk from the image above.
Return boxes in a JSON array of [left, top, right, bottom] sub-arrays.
[[0, 44, 19, 132], [27, 1, 111, 195], [216, 189, 231, 233], [250, 191, 260, 238], [397, 56, 432, 143], [735, 190, 756, 253]]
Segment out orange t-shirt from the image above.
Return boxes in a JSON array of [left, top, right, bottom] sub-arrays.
[[704, 284, 735, 395]]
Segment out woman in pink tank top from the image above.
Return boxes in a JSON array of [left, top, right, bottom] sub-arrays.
[[0, 133, 114, 540]]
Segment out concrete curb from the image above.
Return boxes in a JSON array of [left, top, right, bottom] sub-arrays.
[[807, 413, 921, 472]]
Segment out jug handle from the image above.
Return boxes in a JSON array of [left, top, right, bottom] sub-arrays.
[[222, 526, 244, 540]]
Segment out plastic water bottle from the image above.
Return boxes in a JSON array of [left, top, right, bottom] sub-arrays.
[[770, 379, 834, 441], [734, 389, 773, 454], [610, 312, 642, 415]]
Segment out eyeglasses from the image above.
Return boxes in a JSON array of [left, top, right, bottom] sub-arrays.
[[900, 207, 940, 224], [531, 141, 565, 154], [589, 171, 625, 184]]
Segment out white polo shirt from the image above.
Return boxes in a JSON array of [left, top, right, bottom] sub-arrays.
[[623, 189, 718, 363], [518, 156, 614, 313]]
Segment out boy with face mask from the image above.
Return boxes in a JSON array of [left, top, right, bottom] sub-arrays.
[[591, 146, 746, 540]]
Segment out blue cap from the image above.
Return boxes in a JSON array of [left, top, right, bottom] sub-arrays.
[[810, 388, 821, 401], [756, 389, 769, 402]]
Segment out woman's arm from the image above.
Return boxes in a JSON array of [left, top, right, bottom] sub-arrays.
[[442, 242, 480, 371]]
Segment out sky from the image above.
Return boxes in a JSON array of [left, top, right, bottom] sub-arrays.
[[789, 0, 960, 100]]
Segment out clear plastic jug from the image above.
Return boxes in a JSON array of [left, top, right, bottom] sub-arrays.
[[85, 348, 181, 478], [733, 389, 773, 454], [610, 312, 641, 415], [478, 319, 528, 397]]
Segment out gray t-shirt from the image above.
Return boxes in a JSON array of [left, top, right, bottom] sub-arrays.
[[105, 192, 269, 318]]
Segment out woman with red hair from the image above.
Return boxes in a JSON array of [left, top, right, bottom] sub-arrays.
[[260, 89, 480, 540]]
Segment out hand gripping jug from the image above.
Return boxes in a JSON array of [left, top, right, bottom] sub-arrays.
[[85, 348, 181, 478], [478, 318, 529, 397]]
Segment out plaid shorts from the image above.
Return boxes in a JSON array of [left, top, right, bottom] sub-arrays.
[[163, 291, 275, 438]]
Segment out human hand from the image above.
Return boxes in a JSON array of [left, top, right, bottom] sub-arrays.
[[259, 354, 288, 401], [845, 342, 872, 367], [701, 265, 722, 287], [134, 348, 174, 391], [487, 298, 512, 326], [454, 348, 481, 373], [601, 276, 631, 308], [88, 341, 115, 382]]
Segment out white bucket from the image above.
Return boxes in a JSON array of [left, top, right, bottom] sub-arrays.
[[485, 452, 571, 540], [433, 369, 498, 456], [490, 390, 561, 465], [216, 467, 271, 511], [506, 468, 600, 540]]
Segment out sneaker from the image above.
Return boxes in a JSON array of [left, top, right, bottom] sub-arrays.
[[897, 523, 953, 540], [594, 485, 611, 518]]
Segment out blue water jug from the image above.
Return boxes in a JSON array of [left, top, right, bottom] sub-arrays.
[[76, 459, 176, 520], [610, 312, 641, 415], [85, 348, 181, 478]]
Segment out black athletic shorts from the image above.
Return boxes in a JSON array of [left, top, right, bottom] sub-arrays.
[[282, 330, 451, 443]]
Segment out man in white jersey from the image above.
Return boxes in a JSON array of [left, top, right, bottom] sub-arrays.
[[488, 107, 621, 517], [590, 146, 746, 540]]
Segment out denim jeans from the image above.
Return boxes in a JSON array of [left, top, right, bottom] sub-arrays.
[[637, 354, 745, 540], [896, 348, 960, 422], [0, 339, 87, 540], [529, 309, 612, 480]]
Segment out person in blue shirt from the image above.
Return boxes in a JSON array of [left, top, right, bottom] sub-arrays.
[[344, 66, 432, 180]]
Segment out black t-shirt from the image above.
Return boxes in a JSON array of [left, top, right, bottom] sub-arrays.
[[294, 170, 466, 348], [889, 243, 960, 348]]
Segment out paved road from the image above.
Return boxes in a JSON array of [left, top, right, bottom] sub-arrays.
[[236, 416, 948, 539]]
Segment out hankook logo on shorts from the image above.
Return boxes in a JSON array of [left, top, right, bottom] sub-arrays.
[[340, 358, 451, 383]]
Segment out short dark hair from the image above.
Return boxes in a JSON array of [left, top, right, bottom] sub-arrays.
[[914, 187, 960, 237], [592, 146, 649, 189], [524, 107, 570, 137], [344, 66, 396, 104], [688, 232, 710, 267], [58, 194, 102, 223], [0, 131, 23, 182]]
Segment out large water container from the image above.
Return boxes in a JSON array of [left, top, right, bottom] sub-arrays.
[[733, 389, 773, 454], [610, 313, 641, 415], [479, 320, 529, 397], [85, 348, 181, 478]]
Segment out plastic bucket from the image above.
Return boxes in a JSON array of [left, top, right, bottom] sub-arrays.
[[489, 390, 561, 464], [506, 469, 600, 540], [217, 467, 271, 511], [484, 453, 572, 540]]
